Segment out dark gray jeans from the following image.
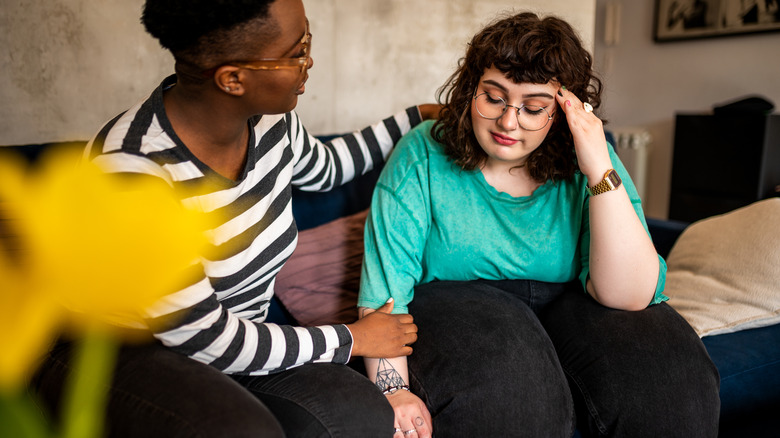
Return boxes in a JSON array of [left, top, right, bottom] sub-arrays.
[[32, 340, 393, 437], [407, 280, 720, 438]]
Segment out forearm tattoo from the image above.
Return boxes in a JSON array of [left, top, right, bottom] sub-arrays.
[[375, 358, 405, 390]]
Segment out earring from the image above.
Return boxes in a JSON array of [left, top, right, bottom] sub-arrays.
[[225, 86, 231, 92]]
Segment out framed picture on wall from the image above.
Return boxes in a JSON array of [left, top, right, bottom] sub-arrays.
[[654, 0, 780, 42]]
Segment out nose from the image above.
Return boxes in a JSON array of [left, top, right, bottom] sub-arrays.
[[497, 107, 519, 131]]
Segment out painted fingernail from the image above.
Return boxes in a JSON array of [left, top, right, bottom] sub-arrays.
[[557, 90, 563, 97], [562, 86, 567, 91]]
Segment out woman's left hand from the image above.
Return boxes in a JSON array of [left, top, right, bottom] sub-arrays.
[[555, 87, 612, 182], [389, 390, 433, 438]]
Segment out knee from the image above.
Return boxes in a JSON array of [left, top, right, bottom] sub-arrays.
[[410, 344, 574, 436], [558, 305, 721, 437], [270, 364, 394, 437], [322, 367, 395, 435]]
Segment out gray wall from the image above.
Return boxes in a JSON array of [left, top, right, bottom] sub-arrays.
[[298, 0, 595, 134], [0, 0, 595, 144], [7, 1, 774, 219], [0, 1, 172, 144], [593, 1, 780, 218]]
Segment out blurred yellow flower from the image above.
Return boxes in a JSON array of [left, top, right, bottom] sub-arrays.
[[0, 149, 209, 391]]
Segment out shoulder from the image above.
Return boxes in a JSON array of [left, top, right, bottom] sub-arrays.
[[378, 120, 449, 192], [389, 120, 445, 165], [89, 79, 172, 159]]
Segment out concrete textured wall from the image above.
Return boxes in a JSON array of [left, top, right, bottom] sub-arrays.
[[299, 0, 595, 135], [0, 0, 594, 144], [0, 0, 172, 144]]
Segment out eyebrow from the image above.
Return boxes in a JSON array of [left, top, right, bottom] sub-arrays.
[[481, 79, 555, 99]]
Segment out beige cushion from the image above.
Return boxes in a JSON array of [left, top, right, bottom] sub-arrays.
[[665, 198, 780, 337], [274, 209, 367, 326]]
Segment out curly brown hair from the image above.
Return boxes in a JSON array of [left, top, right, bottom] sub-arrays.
[[432, 12, 603, 183]]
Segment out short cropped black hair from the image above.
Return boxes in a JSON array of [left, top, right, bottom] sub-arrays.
[[142, 0, 277, 67]]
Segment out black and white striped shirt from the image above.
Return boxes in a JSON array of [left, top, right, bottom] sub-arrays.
[[86, 75, 421, 375]]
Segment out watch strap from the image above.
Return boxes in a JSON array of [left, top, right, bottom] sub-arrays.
[[588, 169, 622, 196]]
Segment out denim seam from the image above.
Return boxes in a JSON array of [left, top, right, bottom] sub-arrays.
[[561, 365, 608, 435], [719, 358, 780, 382], [408, 367, 431, 409]]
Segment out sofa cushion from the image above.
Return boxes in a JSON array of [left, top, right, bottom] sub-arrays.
[[664, 198, 780, 337], [274, 209, 368, 326]]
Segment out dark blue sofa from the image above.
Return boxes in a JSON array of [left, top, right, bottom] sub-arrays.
[[4, 139, 779, 437]]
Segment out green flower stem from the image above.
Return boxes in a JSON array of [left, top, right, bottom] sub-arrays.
[[0, 389, 52, 438], [61, 330, 118, 438]]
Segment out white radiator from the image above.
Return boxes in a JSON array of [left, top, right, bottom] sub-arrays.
[[611, 128, 651, 200]]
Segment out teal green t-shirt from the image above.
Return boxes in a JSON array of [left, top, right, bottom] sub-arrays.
[[358, 120, 668, 313]]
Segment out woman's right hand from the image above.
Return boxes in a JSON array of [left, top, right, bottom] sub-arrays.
[[389, 390, 433, 438], [347, 299, 418, 358]]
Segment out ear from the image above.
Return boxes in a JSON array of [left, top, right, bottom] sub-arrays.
[[214, 65, 246, 96]]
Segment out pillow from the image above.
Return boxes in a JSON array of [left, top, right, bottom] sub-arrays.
[[274, 209, 368, 326], [665, 198, 780, 337]]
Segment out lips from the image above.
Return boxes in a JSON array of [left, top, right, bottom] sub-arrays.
[[296, 74, 309, 95], [490, 131, 518, 146]]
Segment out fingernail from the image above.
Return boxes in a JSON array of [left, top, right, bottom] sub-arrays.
[[386, 297, 394, 303], [562, 86, 567, 91], [557, 90, 563, 97]]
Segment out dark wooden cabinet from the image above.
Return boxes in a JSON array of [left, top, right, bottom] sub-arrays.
[[669, 113, 780, 222]]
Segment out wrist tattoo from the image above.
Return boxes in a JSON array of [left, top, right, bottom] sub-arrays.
[[375, 358, 405, 391]]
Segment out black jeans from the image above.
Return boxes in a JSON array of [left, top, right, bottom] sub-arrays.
[[32, 340, 393, 438], [407, 280, 720, 438]]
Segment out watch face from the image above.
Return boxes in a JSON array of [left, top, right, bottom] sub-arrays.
[[607, 170, 622, 188]]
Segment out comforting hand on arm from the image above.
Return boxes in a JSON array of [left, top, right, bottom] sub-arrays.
[[359, 306, 433, 438], [556, 88, 660, 310], [347, 299, 417, 358]]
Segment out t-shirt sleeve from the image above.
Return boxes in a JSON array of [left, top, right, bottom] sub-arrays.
[[358, 125, 433, 314], [577, 142, 669, 306]]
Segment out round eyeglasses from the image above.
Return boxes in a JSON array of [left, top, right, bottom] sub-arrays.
[[473, 92, 553, 131]]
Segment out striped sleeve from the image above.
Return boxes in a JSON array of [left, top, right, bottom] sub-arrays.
[[289, 106, 422, 191], [148, 284, 353, 375], [85, 84, 418, 375]]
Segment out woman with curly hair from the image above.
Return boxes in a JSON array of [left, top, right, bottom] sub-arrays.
[[358, 12, 720, 438]]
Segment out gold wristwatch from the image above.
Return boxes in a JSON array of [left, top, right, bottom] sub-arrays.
[[588, 169, 622, 196]]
